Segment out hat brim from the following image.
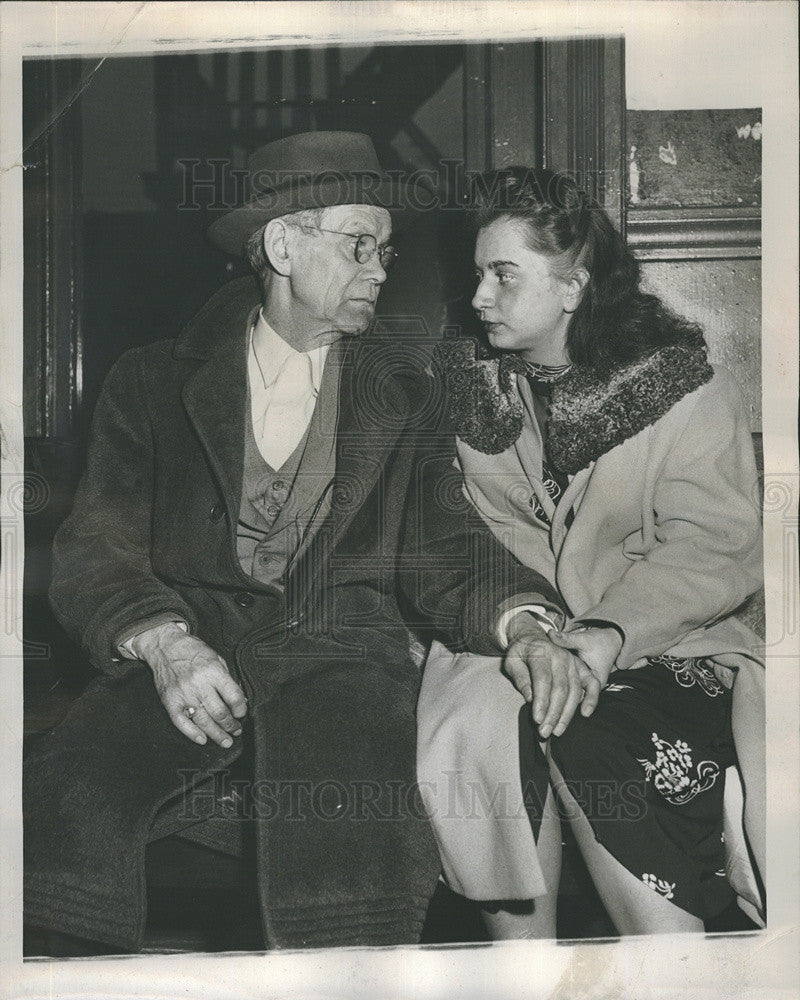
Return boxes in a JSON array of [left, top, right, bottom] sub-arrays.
[[207, 174, 421, 257]]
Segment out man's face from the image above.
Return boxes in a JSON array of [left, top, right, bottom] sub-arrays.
[[288, 205, 392, 337]]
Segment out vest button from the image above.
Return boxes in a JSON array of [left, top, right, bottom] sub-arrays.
[[266, 504, 280, 518], [272, 480, 285, 492], [234, 591, 255, 607], [209, 503, 225, 522]]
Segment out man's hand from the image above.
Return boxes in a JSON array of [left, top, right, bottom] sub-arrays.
[[130, 623, 248, 747], [503, 613, 601, 739], [548, 624, 623, 690]]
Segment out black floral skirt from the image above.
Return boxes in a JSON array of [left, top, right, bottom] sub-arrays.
[[549, 655, 736, 921]]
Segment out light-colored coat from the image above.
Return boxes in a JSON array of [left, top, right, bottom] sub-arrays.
[[418, 364, 765, 918], [460, 366, 763, 671]]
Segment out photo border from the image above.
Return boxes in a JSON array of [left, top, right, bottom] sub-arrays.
[[2, 3, 797, 998]]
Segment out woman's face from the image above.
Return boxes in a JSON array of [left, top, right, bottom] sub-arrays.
[[472, 217, 573, 364]]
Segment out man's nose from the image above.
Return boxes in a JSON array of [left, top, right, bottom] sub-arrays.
[[362, 251, 388, 285]]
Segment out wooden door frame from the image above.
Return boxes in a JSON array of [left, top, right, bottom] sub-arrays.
[[23, 58, 84, 440], [463, 37, 626, 232]]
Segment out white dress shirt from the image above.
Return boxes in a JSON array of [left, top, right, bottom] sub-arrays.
[[248, 308, 329, 468]]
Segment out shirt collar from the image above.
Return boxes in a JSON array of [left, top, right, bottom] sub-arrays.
[[250, 308, 329, 392]]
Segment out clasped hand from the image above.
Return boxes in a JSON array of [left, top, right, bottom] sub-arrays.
[[503, 616, 623, 739], [130, 623, 248, 747]]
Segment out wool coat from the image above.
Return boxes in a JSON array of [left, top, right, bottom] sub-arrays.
[[418, 342, 765, 916], [23, 278, 562, 951]]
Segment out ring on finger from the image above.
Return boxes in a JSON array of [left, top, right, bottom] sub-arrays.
[[185, 705, 202, 718]]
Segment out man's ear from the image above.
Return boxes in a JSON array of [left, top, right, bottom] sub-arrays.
[[563, 267, 590, 314], [263, 219, 292, 277]]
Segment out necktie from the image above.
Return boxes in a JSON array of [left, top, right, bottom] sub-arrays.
[[525, 374, 573, 527], [259, 351, 316, 470]]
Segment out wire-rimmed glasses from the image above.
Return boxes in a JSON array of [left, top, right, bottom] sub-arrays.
[[304, 227, 398, 270]]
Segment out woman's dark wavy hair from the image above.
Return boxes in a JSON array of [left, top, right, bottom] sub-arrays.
[[469, 166, 704, 369]]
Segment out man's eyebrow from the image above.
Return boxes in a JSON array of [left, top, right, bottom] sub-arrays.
[[339, 214, 387, 230], [339, 224, 390, 241]]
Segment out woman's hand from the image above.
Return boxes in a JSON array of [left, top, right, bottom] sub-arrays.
[[503, 614, 602, 739], [548, 625, 623, 689]]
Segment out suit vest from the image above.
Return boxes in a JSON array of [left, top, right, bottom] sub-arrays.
[[237, 341, 342, 589]]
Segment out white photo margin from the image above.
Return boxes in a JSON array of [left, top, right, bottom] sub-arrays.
[[1, 3, 797, 998]]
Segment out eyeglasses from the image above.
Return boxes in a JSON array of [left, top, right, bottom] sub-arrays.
[[304, 227, 398, 270]]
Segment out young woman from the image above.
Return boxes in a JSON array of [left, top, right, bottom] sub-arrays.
[[418, 167, 765, 938]]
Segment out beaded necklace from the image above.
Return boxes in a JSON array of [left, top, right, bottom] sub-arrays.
[[523, 360, 572, 385]]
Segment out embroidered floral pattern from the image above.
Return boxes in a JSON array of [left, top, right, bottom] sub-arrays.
[[604, 682, 634, 694], [637, 732, 720, 805], [529, 474, 563, 523], [642, 873, 676, 899], [529, 494, 547, 522], [542, 475, 560, 499], [651, 654, 725, 697]]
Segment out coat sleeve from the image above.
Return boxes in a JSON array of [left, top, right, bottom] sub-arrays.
[[398, 381, 564, 655], [49, 349, 200, 674], [577, 368, 763, 669]]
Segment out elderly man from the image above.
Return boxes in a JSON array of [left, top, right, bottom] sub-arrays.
[[24, 132, 570, 952]]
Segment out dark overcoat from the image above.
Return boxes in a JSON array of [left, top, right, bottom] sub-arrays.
[[24, 278, 560, 950]]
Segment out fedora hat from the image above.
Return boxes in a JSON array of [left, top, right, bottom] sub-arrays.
[[207, 131, 414, 257]]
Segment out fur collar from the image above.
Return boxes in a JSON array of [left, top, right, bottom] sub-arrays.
[[435, 338, 713, 475], [433, 340, 528, 455]]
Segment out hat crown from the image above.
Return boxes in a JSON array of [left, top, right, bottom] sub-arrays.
[[207, 130, 406, 257], [248, 132, 383, 193]]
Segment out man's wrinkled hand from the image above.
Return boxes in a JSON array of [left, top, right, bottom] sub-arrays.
[[502, 613, 600, 739], [130, 623, 248, 747]]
